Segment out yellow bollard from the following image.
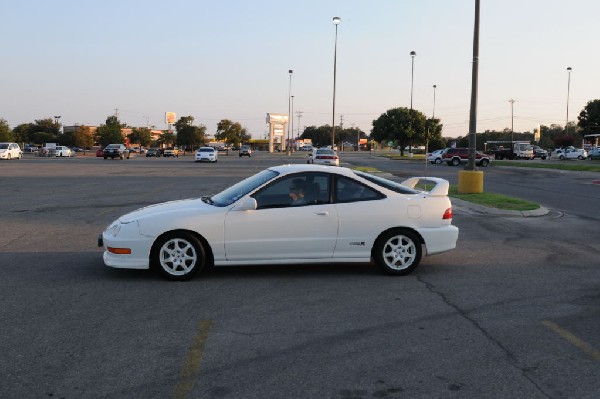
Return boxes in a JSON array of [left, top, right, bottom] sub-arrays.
[[458, 170, 484, 194]]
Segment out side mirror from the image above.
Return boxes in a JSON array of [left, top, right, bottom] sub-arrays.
[[233, 197, 257, 211]]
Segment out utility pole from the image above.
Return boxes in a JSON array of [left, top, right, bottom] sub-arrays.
[[296, 111, 303, 137], [509, 99, 515, 145]]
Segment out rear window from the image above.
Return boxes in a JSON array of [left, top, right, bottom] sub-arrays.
[[353, 170, 420, 195], [199, 148, 214, 153]]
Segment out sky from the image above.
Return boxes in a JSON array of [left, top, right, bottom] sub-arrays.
[[2, 0, 599, 139]]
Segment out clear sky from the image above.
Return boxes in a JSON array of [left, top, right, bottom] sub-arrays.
[[2, 0, 598, 139]]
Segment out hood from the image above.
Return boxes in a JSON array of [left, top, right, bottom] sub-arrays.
[[119, 198, 211, 223]]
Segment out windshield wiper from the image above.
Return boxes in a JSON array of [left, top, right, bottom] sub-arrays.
[[201, 196, 214, 205]]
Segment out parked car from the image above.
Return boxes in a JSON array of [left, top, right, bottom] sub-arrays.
[[163, 147, 179, 157], [532, 145, 548, 160], [442, 147, 490, 167], [103, 144, 130, 159], [145, 148, 161, 157], [588, 146, 600, 160], [426, 149, 446, 164], [307, 148, 340, 166], [54, 146, 73, 157], [23, 144, 39, 153], [99, 164, 459, 280], [194, 147, 218, 163], [0, 142, 23, 160], [239, 145, 252, 157], [553, 147, 588, 160]]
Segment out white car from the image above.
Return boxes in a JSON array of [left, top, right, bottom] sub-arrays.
[[552, 148, 588, 160], [427, 149, 446, 164], [308, 148, 340, 166], [195, 147, 218, 163], [0, 142, 23, 160], [54, 146, 73, 157], [99, 164, 459, 280]]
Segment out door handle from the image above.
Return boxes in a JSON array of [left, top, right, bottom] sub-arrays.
[[314, 211, 329, 216]]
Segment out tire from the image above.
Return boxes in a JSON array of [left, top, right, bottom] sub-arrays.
[[541, 156, 546, 160], [480, 158, 489, 167], [578, 155, 583, 160], [559, 155, 565, 160], [8, 154, 12, 160], [451, 157, 460, 166], [151, 232, 207, 281], [435, 157, 442, 164], [373, 229, 422, 275], [104, 156, 107, 159]]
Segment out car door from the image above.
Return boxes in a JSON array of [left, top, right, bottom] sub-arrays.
[[223, 172, 338, 261], [333, 175, 386, 258]]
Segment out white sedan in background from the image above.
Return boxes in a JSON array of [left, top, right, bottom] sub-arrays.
[[0, 142, 23, 160], [99, 164, 459, 280], [427, 149, 446, 164], [307, 148, 340, 166], [194, 147, 218, 163], [54, 146, 73, 157]]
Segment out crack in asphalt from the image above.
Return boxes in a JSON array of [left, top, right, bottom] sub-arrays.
[[416, 275, 553, 399]]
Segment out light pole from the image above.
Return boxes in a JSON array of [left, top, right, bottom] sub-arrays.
[[432, 85, 437, 118], [509, 99, 515, 145], [287, 69, 293, 155], [54, 115, 61, 134], [410, 51, 416, 110], [332, 16, 341, 148], [291, 95, 294, 148], [566, 67, 572, 135]]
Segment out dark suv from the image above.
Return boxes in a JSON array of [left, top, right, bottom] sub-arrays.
[[103, 144, 130, 160], [442, 147, 490, 167]]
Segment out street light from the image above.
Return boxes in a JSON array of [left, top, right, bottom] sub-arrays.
[[509, 99, 515, 144], [54, 115, 61, 134], [432, 85, 437, 118], [291, 95, 294, 148], [566, 67, 572, 135], [410, 51, 416, 110], [332, 16, 341, 148], [287, 69, 293, 155]]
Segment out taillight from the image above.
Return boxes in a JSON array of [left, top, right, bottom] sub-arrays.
[[442, 208, 453, 220]]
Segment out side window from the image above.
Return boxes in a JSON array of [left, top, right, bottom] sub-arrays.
[[335, 176, 384, 203], [253, 173, 330, 209]]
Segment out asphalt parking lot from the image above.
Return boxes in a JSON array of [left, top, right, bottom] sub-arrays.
[[1, 153, 599, 399]]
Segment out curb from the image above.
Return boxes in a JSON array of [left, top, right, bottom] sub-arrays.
[[450, 197, 550, 217]]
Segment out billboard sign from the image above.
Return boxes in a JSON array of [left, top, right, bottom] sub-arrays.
[[165, 112, 177, 124]]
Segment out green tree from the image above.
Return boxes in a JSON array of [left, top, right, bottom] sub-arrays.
[[128, 127, 153, 148], [13, 123, 34, 143], [214, 119, 250, 147], [96, 116, 126, 147], [577, 99, 600, 135], [174, 116, 207, 150], [371, 107, 427, 156], [300, 125, 333, 147], [0, 119, 13, 141], [159, 131, 176, 147]]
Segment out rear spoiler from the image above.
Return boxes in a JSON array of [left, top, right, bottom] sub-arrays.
[[401, 177, 450, 197]]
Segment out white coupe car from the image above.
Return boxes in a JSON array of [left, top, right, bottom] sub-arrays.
[[194, 147, 218, 162], [99, 164, 459, 280]]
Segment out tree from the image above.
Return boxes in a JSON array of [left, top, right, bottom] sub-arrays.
[[96, 116, 126, 147], [214, 119, 251, 147], [13, 123, 34, 143], [159, 131, 176, 147], [577, 99, 600, 135], [0, 119, 13, 141], [128, 127, 153, 148], [370, 107, 428, 156], [174, 116, 207, 150], [300, 125, 333, 147]]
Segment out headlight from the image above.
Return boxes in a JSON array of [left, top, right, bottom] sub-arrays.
[[106, 223, 122, 237]]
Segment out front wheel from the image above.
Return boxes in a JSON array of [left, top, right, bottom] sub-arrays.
[[435, 158, 442, 164], [151, 232, 207, 281], [479, 158, 489, 167], [373, 230, 422, 275], [451, 158, 460, 166], [578, 155, 584, 160]]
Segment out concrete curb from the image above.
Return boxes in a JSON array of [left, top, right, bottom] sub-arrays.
[[450, 197, 550, 217]]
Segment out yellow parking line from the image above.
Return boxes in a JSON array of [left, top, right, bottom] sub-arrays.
[[172, 319, 213, 399], [542, 320, 600, 361]]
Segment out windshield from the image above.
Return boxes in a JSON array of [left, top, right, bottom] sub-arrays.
[[0, 144, 8, 149], [211, 169, 279, 206], [353, 170, 420, 195], [198, 148, 214, 152]]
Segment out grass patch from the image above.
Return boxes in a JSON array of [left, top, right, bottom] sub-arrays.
[[352, 166, 380, 172], [493, 160, 600, 172], [448, 185, 539, 211], [379, 153, 426, 161]]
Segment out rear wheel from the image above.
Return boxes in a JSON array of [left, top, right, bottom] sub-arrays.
[[451, 157, 460, 166], [151, 232, 207, 281], [479, 158, 489, 167], [435, 157, 442, 164], [373, 229, 422, 275]]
